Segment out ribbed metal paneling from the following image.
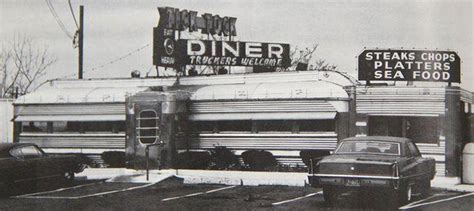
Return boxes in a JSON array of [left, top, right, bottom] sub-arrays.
[[417, 141, 446, 176], [19, 133, 125, 150], [461, 89, 473, 104], [191, 100, 336, 113], [16, 103, 124, 116], [177, 132, 338, 166], [190, 100, 337, 120], [356, 87, 445, 116]]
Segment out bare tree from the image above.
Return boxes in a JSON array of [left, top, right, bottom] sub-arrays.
[[279, 44, 337, 72], [0, 35, 56, 98]]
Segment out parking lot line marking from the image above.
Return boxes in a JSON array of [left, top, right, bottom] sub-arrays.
[[15, 182, 156, 200], [75, 182, 157, 199], [13, 182, 102, 198], [161, 186, 236, 202], [272, 191, 322, 206], [398, 192, 451, 209], [399, 192, 474, 210], [204, 186, 236, 194]]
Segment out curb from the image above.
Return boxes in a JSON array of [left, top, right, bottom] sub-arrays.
[[75, 168, 474, 192]]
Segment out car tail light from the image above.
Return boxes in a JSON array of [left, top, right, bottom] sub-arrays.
[[392, 162, 399, 177], [392, 162, 400, 189]]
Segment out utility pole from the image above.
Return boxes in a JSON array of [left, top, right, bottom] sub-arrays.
[[78, 5, 84, 79]]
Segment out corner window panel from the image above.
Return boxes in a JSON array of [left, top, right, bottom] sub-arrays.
[[137, 110, 159, 144]]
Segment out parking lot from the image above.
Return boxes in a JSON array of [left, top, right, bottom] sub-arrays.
[[1, 177, 473, 211]]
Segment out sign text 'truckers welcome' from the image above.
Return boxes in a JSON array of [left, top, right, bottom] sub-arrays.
[[358, 50, 460, 83], [176, 40, 291, 67]]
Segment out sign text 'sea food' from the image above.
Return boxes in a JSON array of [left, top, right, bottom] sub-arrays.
[[358, 50, 460, 82], [176, 40, 291, 68]]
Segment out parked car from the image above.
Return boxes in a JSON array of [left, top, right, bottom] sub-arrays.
[[308, 136, 436, 205], [0, 143, 86, 196]]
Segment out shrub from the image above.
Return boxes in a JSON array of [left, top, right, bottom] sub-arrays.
[[300, 150, 331, 170], [241, 150, 277, 171], [77, 154, 93, 167], [209, 146, 240, 170], [101, 151, 126, 168], [174, 151, 212, 169]]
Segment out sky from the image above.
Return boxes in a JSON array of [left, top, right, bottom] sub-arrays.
[[1, 0, 473, 90]]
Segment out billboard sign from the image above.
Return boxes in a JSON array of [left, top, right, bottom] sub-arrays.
[[153, 27, 176, 67], [358, 50, 460, 83], [157, 7, 237, 36], [153, 7, 238, 67], [175, 39, 291, 67]]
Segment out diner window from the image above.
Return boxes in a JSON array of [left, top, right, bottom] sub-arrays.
[[21, 121, 126, 134], [22, 122, 48, 133], [256, 120, 292, 132], [137, 110, 159, 144], [298, 120, 335, 132], [216, 120, 252, 132], [190, 121, 215, 133], [405, 117, 438, 144], [65, 121, 125, 133], [369, 116, 438, 144], [369, 116, 403, 137]]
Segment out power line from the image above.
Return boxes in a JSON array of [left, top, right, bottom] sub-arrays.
[[89, 43, 151, 72], [55, 43, 151, 79], [67, 0, 79, 29], [44, 0, 73, 39]]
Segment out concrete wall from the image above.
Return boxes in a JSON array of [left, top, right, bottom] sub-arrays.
[[0, 99, 14, 143]]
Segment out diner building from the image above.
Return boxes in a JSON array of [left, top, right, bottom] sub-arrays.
[[12, 71, 473, 176]]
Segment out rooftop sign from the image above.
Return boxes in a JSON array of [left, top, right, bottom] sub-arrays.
[[157, 7, 237, 36], [176, 39, 291, 67], [358, 50, 460, 83], [153, 7, 291, 71]]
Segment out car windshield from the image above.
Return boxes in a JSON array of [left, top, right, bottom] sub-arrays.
[[335, 141, 400, 155]]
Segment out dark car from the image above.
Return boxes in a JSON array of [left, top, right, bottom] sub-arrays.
[[307, 136, 436, 205], [0, 143, 86, 196]]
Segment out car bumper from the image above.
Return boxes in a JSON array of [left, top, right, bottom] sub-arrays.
[[308, 174, 401, 188]]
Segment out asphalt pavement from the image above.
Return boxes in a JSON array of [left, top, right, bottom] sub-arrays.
[[1, 176, 473, 211]]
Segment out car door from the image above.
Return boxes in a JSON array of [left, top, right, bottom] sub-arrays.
[[8, 146, 33, 182], [18, 145, 54, 179], [407, 142, 426, 179], [402, 143, 418, 177]]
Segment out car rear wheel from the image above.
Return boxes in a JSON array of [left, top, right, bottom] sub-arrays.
[[397, 184, 412, 205], [420, 179, 431, 198], [323, 186, 338, 205]]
